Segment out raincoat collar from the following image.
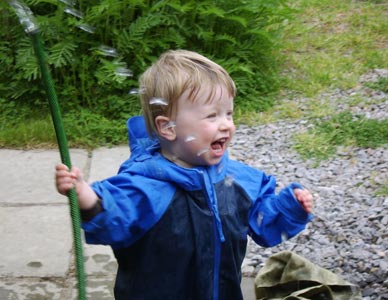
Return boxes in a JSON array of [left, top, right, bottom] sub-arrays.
[[123, 116, 230, 191]]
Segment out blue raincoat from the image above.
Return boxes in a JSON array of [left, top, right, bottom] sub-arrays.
[[82, 116, 313, 300]]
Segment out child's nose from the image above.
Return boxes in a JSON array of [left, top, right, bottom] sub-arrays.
[[219, 117, 234, 131]]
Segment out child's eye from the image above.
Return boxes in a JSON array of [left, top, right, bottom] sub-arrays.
[[206, 113, 217, 119]]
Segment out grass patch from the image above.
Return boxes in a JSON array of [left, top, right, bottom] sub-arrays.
[[0, 109, 127, 149], [294, 112, 388, 162], [375, 184, 388, 197], [63, 110, 127, 149], [365, 77, 388, 93], [279, 0, 388, 97], [0, 117, 57, 149], [257, 0, 388, 124], [293, 131, 337, 163]]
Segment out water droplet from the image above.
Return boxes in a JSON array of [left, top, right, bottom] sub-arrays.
[[281, 231, 288, 242], [224, 175, 234, 187], [58, 0, 75, 6], [155, 167, 165, 178], [350, 285, 359, 295], [97, 45, 119, 57], [27, 261, 42, 268], [197, 148, 209, 156], [92, 254, 110, 263], [64, 7, 84, 18], [162, 121, 176, 130], [149, 97, 168, 106], [185, 135, 196, 142], [257, 212, 264, 226], [318, 293, 330, 299], [115, 67, 133, 77], [8, 0, 39, 33], [129, 88, 145, 95], [76, 23, 95, 34]]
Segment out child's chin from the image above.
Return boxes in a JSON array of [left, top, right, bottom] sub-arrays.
[[206, 157, 223, 166]]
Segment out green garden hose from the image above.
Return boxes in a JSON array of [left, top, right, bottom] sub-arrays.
[[30, 30, 87, 300], [8, 1, 86, 299]]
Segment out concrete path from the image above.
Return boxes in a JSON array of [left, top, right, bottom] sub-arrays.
[[0, 147, 256, 299]]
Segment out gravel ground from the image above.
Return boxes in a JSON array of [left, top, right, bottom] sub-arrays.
[[232, 69, 388, 300]]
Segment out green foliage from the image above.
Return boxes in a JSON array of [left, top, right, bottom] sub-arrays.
[[294, 112, 388, 162], [280, 0, 388, 97], [1, 0, 291, 148], [0, 97, 129, 148], [375, 184, 388, 197], [317, 112, 388, 148], [63, 109, 128, 148], [365, 77, 388, 93]]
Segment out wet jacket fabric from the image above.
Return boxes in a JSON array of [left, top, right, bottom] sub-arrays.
[[82, 116, 313, 300]]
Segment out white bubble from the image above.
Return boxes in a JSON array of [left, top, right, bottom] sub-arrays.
[[162, 121, 176, 130], [129, 88, 145, 95], [224, 175, 234, 187], [185, 135, 196, 142], [149, 97, 168, 106], [58, 0, 75, 6], [115, 67, 133, 77], [77, 24, 95, 33], [318, 293, 330, 299], [197, 148, 209, 156], [257, 212, 264, 227], [97, 45, 119, 57], [281, 231, 288, 242], [64, 7, 84, 18], [8, 0, 38, 33], [350, 285, 360, 295]]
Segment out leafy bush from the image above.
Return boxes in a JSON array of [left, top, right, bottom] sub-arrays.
[[0, 0, 291, 147]]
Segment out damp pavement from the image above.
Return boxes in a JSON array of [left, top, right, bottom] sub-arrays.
[[0, 146, 256, 300]]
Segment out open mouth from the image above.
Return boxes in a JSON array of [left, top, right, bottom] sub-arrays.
[[210, 138, 227, 155]]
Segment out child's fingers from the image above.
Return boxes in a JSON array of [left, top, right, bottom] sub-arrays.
[[55, 164, 78, 195], [55, 163, 69, 172], [70, 167, 83, 182], [300, 198, 313, 213], [294, 188, 313, 213], [55, 165, 80, 180]]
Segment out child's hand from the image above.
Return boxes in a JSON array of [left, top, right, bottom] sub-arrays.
[[55, 163, 99, 210], [55, 163, 82, 195], [293, 188, 313, 213]]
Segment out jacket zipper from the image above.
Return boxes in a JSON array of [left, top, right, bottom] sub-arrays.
[[201, 170, 225, 300]]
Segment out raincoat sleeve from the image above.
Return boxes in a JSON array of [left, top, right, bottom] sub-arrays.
[[81, 172, 174, 249], [248, 173, 313, 247]]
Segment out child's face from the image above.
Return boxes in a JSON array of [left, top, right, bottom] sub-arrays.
[[166, 84, 235, 168]]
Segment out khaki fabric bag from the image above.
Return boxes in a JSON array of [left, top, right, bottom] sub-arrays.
[[255, 251, 362, 300]]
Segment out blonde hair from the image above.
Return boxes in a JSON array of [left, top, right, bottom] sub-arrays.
[[139, 49, 236, 136]]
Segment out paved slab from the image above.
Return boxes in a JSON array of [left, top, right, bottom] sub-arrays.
[[0, 149, 88, 204], [88, 146, 130, 182], [0, 149, 88, 299], [0, 147, 256, 300], [241, 277, 255, 300], [0, 206, 72, 277]]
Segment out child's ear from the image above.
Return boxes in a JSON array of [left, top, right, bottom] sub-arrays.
[[155, 116, 176, 141]]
